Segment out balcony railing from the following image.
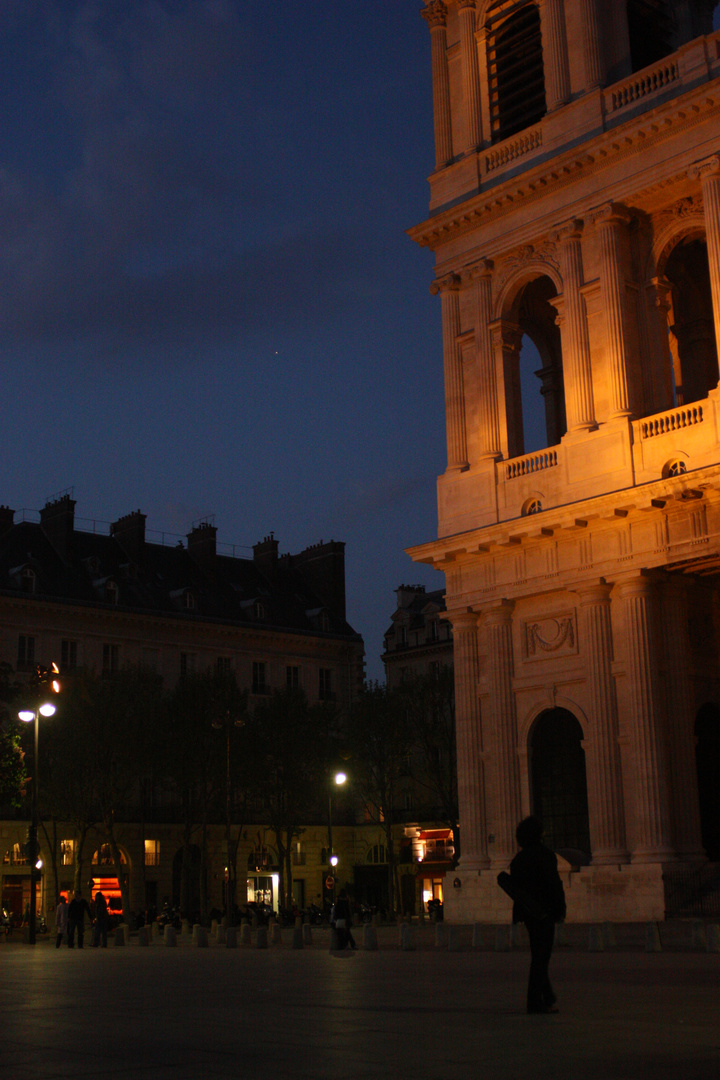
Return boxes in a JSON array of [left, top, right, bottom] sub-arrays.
[[506, 448, 558, 480], [637, 404, 704, 440]]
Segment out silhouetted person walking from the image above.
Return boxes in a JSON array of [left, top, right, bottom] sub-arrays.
[[504, 816, 566, 1014], [54, 895, 68, 948], [67, 889, 92, 948]]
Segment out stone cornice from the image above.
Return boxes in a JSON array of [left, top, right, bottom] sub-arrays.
[[408, 82, 720, 251]]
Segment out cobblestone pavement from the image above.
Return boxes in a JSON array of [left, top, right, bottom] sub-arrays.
[[1, 931, 718, 1080]]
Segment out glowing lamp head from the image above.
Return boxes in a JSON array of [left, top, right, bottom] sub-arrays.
[[330, 855, 339, 867], [18, 710, 35, 723], [39, 703, 56, 717], [334, 772, 347, 786]]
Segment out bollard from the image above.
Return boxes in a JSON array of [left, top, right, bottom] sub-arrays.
[[295, 915, 302, 930], [510, 922, 526, 949], [251, 913, 259, 930], [494, 925, 511, 952], [181, 919, 191, 936], [705, 924, 720, 953], [193, 925, 208, 948], [588, 925, 605, 952], [602, 922, 616, 949], [114, 926, 126, 947], [164, 925, 177, 947], [645, 922, 662, 952], [448, 924, 462, 952], [329, 927, 343, 951], [400, 922, 415, 951], [226, 926, 237, 948], [241, 923, 251, 945], [137, 926, 150, 946], [434, 922, 448, 949], [216, 924, 226, 945], [152, 921, 161, 940], [210, 919, 218, 937], [302, 923, 312, 946], [472, 922, 484, 949], [256, 926, 268, 949], [270, 921, 282, 946], [292, 926, 303, 949], [363, 923, 378, 951]]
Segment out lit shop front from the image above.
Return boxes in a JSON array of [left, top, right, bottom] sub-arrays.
[[90, 845, 127, 918], [415, 829, 455, 914]]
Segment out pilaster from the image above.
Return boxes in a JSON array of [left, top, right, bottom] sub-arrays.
[[458, 0, 482, 152], [468, 259, 501, 460], [482, 601, 521, 866], [551, 219, 596, 432], [422, 1, 453, 169], [538, 0, 570, 111], [431, 273, 469, 471], [690, 155, 720, 376], [592, 203, 634, 419], [451, 611, 490, 870], [577, 0, 604, 90]]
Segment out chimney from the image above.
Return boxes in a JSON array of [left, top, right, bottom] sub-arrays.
[[40, 494, 76, 563], [395, 584, 426, 610], [188, 520, 217, 576], [253, 534, 279, 580], [111, 510, 146, 564], [0, 505, 15, 536], [291, 540, 347, 622]]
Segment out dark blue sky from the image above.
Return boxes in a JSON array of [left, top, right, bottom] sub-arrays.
[[0, 1, 444, 681]]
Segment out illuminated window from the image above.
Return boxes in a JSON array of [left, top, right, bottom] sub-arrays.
[[60, 839, 76, 866], [92, 845, 127, 866], [12, 842, 28, 865], [366, 844, 386, 864], [144, 840, 160, 867]]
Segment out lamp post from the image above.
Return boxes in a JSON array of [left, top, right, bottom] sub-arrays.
[[212, 710, 243, 924], [19, 678, 58, 946], [327, 771, 347, 894]]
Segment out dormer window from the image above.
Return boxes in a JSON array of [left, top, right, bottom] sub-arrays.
[[254, 601, 266, 621], [169, 587, 196, 611], [105, 580, 119, 605], [21, 567, 36, 594]]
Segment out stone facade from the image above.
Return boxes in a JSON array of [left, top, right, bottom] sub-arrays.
[[382, 584, 453, 687], [410, 0, 720, 922]]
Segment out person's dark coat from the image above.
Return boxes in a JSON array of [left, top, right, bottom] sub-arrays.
[[509, 841, 566, 924]]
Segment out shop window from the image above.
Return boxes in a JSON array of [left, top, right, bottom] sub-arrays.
[[487, 2, 546, 143], [627, 0, 676, 73]]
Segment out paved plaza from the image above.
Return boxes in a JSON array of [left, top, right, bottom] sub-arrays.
[[2, 929, 718, 1080]]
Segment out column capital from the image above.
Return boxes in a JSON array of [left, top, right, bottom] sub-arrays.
[[430, 272, 462, 296], [457, 0, 477, 10], [489, 318, 521, 350], [613, 570, 657, 598], [689, 154, 720, 183], [482, 598, 515, 625], [466, 257, 494, 282], [590, 202, 633, 229], [421, 0, 448, 29], [574, 580, 613, 605], [449, 609, 480, 634], [550, 218, 584, 245]]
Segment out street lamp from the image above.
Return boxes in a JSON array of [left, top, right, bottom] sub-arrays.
[[327, 771, 347, 894], [19, 671, 59, 946], [212, 710, 244, 923]]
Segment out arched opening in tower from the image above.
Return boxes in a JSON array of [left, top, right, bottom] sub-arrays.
[[664, 237, 718, 406], [514, 275, 566, 455], [486, 1, 546, 143], [530, 708, 591, 858]]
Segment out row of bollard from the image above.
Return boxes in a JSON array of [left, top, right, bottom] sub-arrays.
[[108, 916, 720, 953]]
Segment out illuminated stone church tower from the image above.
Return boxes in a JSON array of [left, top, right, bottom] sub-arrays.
[[410, 0, 720, 921]]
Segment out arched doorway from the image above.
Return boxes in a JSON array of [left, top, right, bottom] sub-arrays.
[[530, 709, 591, 857], [695, 704, 720, 860]]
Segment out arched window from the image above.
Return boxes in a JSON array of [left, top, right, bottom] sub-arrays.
[[626, 1, 677, 73], [505, 275, 566, 457], [486, 2, 546, 143], [695, 703, 720, 860], [530, 709, 591, 856], [664, 238, 718, 405]]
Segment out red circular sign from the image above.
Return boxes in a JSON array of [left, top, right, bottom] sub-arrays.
[[325, 876, 335, 891]]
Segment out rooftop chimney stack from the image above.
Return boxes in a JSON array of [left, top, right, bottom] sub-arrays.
[[40, 494, 76, 564]]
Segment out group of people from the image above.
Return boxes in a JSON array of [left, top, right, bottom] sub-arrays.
[[53, 889, 110, 949]]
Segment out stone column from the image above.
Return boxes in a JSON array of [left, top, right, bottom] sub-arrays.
[[576, 583, 628, 863], [592, 203, 633, 418], [469, 259, 501, 459], [483, 601, 521, 866], [660, 577, 705, 860], [551, 219, 596, 432], [538, 0, 570, 111], [422, 1, 453, 169], [577, 0, 604, 90], [431, 273, 468, 471], [614, 575, 675, 862], [458, 0, 482, 152], [451, 611, 490, 870], [490, 320, 523, 459], [691, 156, 720, 373]]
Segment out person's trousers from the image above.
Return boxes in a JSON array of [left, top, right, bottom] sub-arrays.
[[67, 919, 84, 948], [525, 917, 555, 1012]]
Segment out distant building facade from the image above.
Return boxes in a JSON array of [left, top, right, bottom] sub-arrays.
[[382, 584, 453, 687], [410, 1, 720, 922], [0, 493, 365, 922]]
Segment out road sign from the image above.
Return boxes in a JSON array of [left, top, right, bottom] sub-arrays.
[[325, 876, 335, 891]]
